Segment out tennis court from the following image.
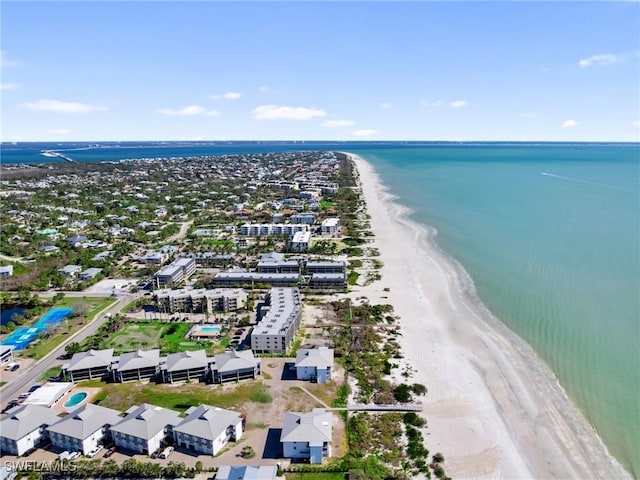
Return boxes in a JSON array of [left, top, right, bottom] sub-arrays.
[[0, 307, 73, 350]]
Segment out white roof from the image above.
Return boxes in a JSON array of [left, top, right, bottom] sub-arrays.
[[295, 347, 334, 369], [23, 382, 74, 407], [280, 408, 332, 446]]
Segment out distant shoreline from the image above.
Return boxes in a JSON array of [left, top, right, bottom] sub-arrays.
[[345, 152, 631, 479]]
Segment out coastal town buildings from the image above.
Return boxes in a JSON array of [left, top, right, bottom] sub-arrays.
[[281, 409, 333, 464], [295, 347, 334, 384], [110, 403, 181, 455], [62, 348, 115, 382], [0, 404, 60, 456], [153, 257, 196, 289], [172, 405, 243, 456], [47, 404, 122, 455]]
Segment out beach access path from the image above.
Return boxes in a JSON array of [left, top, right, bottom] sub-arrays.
[[346, 153, 630, 480]]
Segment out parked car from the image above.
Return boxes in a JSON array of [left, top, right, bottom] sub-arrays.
[[28, 385, 42, 393], [159, 446, 174, 459], [18, 393, 30, 400], [104, 446, 116, 458], [68, 451, 81, 460], [9, 364, 19, 372], [58, 451, 71, 460], [87, 445, 103, 458]]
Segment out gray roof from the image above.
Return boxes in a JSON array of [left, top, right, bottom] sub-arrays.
[[110, 403, 180, 440], [215, 465, 277, 480], [295, 347, 334, 369], [115, 349, 160, 371], [163, 349, 208, 372], [66, 348, 114, 371], [259, 252, 284, 262], [47, 404, 122, 440], [173, 405, 241, 441], [212, 350, 259, 374], [0, 404, 60, 441], [280, 409, 332, 446]]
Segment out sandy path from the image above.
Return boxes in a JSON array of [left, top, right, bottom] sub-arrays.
[[346, 153, 629, 480]]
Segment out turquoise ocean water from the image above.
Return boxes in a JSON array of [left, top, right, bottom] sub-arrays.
[[356, 145, 639, 477], [3, 142, 638, 474]]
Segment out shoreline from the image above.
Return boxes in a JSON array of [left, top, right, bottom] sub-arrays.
[[345, 152, 630, 479]]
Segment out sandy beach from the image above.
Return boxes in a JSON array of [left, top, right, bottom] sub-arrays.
[[346, 153, 630, 479]]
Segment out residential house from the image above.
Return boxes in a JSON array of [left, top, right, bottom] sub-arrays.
[[289, 231, 311, 252], [210, 350, 261, 384], [173, 405, 243, 456], [47, 404, 122, 455], [320, 218, 340, 236], [161, 350, 210, 384], [295, 347, 334, 384], [215, 466, 277, 480], [0, 265, 14, 278], [280, 409, 332, 464], [63, 348, 115, 382], [112, 349, 161, 383], [57, 265, 82, 278], [110, 404, 181, 455], [78, 268, 102, 281], [0, 404, 60, 456]]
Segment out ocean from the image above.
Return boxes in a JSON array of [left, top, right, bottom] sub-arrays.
[[2, 141, 638, 475]]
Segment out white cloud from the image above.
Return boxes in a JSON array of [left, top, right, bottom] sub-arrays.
[[48, 128, 70, 135], [0, 51, 17, 68], [211, 92, 242, 100], [22, 99, 108, 113], [259, 85, 268, 92], [0, 83, 19, 90], [380, 102, 393, 109], [449, 100, 468, 108], [420, 100, 442, 108], [353, 129, 378, 137], [561, 119, 579, 128], [252, 105, 326, 120], [321, 120, 355, 127], [578, 54, 618, 68], [520, 112, 539, 119], [633, 121, 640, 128], [157, 105, 219, 116]]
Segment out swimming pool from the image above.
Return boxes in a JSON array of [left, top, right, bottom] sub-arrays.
[[199, 326, 221, 333], [63, 392, 88, 408]]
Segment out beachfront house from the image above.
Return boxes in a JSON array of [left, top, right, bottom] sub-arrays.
[[215, 466, 277, 480], [308, 273, 346, 289], [295, 347, 334, 384], [210, 350, 261, 384], [47, 404, 122, 455], [63, 348, 115, 382], [320, 218, 340, 236], [0, 404, 60, 456], [172, 405, 243, 456], [110, 404, 180, 455], [280, 409, 333, 464], [112, 349, 161, 382], [161, 350, 210, 384]]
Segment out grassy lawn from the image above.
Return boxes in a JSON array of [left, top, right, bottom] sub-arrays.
[[107, 321, 213, 354], [22, 296, 116, 360], [40, 365, 63, 381], [0, 381, 6, 387], [82, 379, 272, 412], [347, 271, 360, 286]]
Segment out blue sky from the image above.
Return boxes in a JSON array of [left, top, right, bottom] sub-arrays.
[[2, 1, 639, 142]]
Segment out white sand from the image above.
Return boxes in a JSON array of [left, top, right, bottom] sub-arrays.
[[346, 153, 630, 479]]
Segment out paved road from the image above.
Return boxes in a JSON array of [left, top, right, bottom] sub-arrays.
[[0, 292, 140, 409], [166, 220, 193, 243]]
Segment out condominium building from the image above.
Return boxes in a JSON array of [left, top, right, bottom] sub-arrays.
[[240, 223, 310, 237], [250, 288, 302, 354], [153, 257, 196, 289], [154, 288, 247, 314], [320, 218, 340, 236]]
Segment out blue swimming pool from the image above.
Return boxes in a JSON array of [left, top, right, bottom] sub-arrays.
[[199, 326, 220, 333], [1, 307, 73, 350], [63, 392, 88, 408]]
